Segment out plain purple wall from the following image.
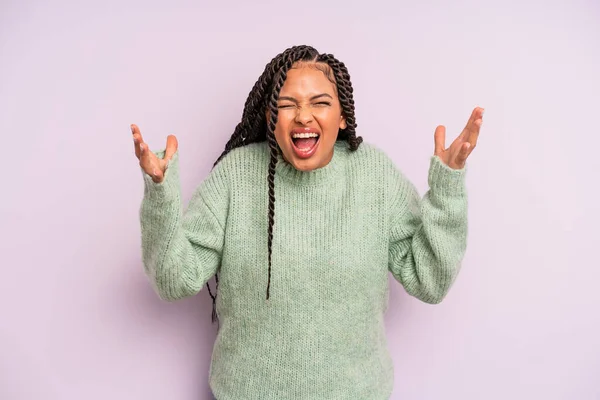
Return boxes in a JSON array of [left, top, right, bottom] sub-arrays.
[[1, 0, 599, 399]]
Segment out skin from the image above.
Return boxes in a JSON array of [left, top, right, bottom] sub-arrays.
[[131, 124, 177, 183], [269, 62, 347, 172], [130, 65, 483, 181], [434, 106, 484, 170]]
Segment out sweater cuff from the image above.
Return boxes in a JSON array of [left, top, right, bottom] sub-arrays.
[[428, 155, 467, 197], [142, 150, 181, 203]]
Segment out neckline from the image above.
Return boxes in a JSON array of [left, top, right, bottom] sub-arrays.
[[274, 141, 350, 186]]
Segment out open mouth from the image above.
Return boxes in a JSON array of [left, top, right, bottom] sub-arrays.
[[291, 131, 321, 159]]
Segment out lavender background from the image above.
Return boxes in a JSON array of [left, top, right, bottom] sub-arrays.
[[1, 0, 599, 399]]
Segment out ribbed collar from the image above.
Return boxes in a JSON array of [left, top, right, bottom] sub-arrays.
[[275, 141, 350, 186]]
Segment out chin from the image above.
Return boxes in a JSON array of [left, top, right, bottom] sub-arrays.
[[291, 159, 321, 172], [279, 135, 334, 171], [292, 151, 334, 172]]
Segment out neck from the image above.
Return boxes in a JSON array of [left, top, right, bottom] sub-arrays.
[[275, 141, 350, 186]]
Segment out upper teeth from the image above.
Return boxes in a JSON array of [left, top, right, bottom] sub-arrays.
[[292, 132, 319, 139]]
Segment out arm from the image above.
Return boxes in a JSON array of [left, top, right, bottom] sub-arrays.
[[139, 149, 229, 302], [388, 155, 467, 304]]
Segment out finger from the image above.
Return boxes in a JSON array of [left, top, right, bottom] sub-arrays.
[[454, 142, 471, 167], [133, 133, 141, 159], [465, 115, 483, 149], [463, 107, 483, 131], [151, 167, 164, 183], [131, 124, 144, 159], [434, 125, 446, 156], [139, 142, 162, 182], [468, 118, 482, 148], [465, 107, 485, 144], [459, 107, 484, 142], [131, 124, 145, 140], [163, 135, 179, 164], [139, 141, 149, 167]]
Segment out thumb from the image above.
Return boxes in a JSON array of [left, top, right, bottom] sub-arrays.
[[164, 135, 178, 163], [434, 125, 446, 156]]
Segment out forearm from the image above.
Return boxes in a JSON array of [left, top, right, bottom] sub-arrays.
[[139, 151, 222, 301], [390, 156, 468, 304]]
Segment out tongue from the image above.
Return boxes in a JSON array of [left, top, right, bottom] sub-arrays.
[[294, 137, 318, 150]]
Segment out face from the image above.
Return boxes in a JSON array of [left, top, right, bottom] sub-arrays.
[[270, 63, 347, 171]]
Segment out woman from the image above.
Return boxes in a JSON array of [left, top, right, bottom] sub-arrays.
[[131, 45, 483, 400]]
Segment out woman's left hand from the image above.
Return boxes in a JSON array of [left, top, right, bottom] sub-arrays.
[[434, 107, 484, 170]]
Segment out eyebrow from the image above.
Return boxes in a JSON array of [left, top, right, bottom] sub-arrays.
[[278, 93, 333, 103]]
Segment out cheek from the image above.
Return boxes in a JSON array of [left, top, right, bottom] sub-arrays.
[[274, 112, 294, 143], [276, 111, 294, 127], [314, 109, 342, 131]]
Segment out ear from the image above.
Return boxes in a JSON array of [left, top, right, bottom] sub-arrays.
[[339, 115, 347, 130]]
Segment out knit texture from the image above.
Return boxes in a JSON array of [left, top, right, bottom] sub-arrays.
[[139, 140, 468, 400]]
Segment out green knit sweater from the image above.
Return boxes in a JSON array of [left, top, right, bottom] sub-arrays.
[[139, 140, 468, 400]]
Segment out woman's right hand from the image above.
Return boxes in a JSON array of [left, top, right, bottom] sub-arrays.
[[131, 124, 178, 183]]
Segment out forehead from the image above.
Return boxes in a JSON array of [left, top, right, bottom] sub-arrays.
[[280, 65, 337, 97]]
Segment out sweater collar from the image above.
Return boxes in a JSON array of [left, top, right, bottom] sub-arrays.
[[275, 141, 350, 186]]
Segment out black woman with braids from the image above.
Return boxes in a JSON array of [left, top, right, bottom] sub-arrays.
[[131, 45, 483, 399]]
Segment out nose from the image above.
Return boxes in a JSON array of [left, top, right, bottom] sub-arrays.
[[294, 106, 313, 125]]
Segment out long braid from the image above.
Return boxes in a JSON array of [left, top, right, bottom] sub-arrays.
[[317, 53, 363, 150], [213, 47, 304, 166], [206, 47, 315, 318], [264, 50, 306, 299], [206, 46, 362, 324]]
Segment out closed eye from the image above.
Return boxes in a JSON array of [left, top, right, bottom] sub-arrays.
[[314, 101, 331, 106]]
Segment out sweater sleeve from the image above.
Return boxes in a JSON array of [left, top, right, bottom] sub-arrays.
[[139, 149, 229, 302], [388, 155, 468, 304]]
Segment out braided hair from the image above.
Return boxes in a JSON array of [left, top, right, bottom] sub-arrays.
[[207, 45, 363, 324]]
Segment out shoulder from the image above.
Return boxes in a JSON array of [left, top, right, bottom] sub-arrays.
[[345, 140, 403, 177], [209, 142, 269, 186], [347, 140, 418, 205], [217, 142, 269, 169]]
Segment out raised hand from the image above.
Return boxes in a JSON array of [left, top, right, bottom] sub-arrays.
[[434, 107, 484, 170], [131, 124, 178, 183]]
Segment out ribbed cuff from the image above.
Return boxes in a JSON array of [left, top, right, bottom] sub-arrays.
[[142, 150, 181, 203], [428, 155, 467, 197]]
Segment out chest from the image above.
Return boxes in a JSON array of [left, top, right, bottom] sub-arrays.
[[220, 175, 390, 298]]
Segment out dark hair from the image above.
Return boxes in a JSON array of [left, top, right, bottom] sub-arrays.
[[207, 45, 363, 324]]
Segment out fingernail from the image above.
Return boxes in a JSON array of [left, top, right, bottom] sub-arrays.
[[130, 125, 134, 133], [140, 143, 144, 152]]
